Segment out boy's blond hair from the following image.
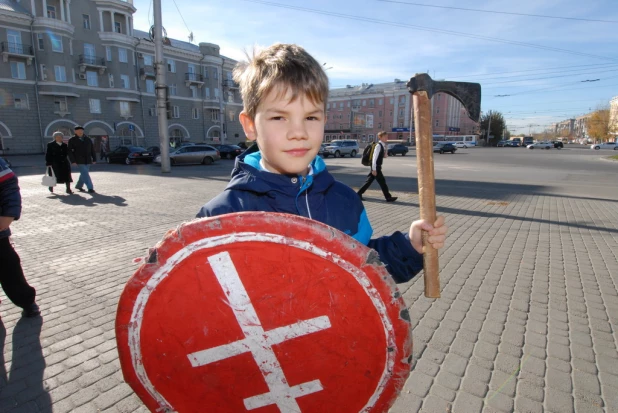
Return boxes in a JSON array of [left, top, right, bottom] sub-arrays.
[[233, 43, 329, 119]]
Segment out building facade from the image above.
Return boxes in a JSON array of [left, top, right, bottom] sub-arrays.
[[325, 79, 479, 143], [0, 0, 244, 155], [610, 96, 618, 137]]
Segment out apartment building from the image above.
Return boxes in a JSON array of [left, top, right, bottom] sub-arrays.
[[610, 95, 618, 136], [0, 0, 244, 155], [325, 79, 479, 143]]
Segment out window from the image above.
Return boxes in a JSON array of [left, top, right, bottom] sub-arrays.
[[327, 103, 330, 109], [399, 122, 404, 128], [146, 79, 155, 93], [379, 110, 382, 117], [149, 107, 157, 117], [89, 99, 101, 113], [167, 59, 176, 73], [106, 46, 112, 61], [37, 33, 44, 50], [203, 67, 209, 78], [54, 97, 68, 113], [378, 123, 382, 129], [47, 5, 56, 19], [390, 98, 394, 104], [362, 100, 366, 106], [83, 14, 91, 29], [114, 21, 122, 34], [389, 110, 393, 117], [13, 93, 29, 109], [188, 64, 196, 74], [204, 87, 210, 98], [226, 71, 233, 82], [190, 86, 198, 98], [369, 99, 374, 107], [339, 102, 343, 108], [120, 101, 131, 117], [192, 108, 199, 119], [51, 34, 62, 52], [69, 39, 73, 55], [86, 71, 98, 87], [84, 43, 95, 59], [108, 74, 114, 87], [143, 54, 153, 66], [213, 69, 218, 79], [172, 106, 180, 118], [379, 99, 383, 105], [169, 84, 177, 96], [228, 111, 235, 122], [118, 48, 128, 63], [10, 61, 26, 79], [399, 109, 404, 116], [40, 64, 47, 80], [120, 75, 130, 89], [214, 88, 219, 99], [211, 110, 219, 121], [54, 66, 67, 82], [435, 120, 439, 126]]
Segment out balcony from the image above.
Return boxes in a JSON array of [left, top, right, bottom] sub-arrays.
[[78, 55, 106, 74], [92, 0, 137, 13], [223, 79, 239, 89], [185, 73, 204, 87], [1, 42, 34, 65], [139, 67, 156, 79]]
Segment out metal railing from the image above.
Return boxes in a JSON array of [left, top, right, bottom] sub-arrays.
[[1, 42, 33, 55], [78, 54, 105, 66], [185, 73, 204, 82], [223, 79, 239, 88]]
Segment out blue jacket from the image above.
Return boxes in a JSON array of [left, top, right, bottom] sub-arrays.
[[197, 146, 423, 283], [0, 157, 21, 239]]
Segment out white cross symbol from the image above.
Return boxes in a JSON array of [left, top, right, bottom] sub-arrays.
[[186, 251, 332, 412]]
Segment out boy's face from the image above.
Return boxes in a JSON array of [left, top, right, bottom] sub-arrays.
[[240, 86, 325, 176]]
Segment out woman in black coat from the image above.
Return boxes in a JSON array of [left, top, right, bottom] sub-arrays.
[[45, 131, 73, 194]]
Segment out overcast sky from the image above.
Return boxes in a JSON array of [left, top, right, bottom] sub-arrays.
[[133, 0, 618, 134]]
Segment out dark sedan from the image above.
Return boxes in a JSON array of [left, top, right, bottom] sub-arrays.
[[106, 146, 154, 165], [146, 146, 161, 157], [212, 144, 243, 159], [387, 144, 409, 156], [433, 143, 457, 154]]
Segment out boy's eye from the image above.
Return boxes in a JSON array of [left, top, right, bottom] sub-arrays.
[[271, 116, 284, 121], [307, 116, 320, 121]]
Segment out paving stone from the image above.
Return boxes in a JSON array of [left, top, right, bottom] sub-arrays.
[[452, 391, 484, 413], [545, 387, 575, 413]]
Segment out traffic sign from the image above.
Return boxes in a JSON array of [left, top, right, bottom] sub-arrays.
[[116, 212, 413, 413]]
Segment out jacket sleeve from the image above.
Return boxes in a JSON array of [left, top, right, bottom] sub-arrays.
[[0, 167, 22, 220], [368, 232, 424, 284], [45, 143, 52, 165], [67, 139, 76, 163]]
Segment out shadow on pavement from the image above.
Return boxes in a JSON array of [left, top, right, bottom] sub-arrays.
[[0, 317, 51, 412], [49, 192, 128, 207]]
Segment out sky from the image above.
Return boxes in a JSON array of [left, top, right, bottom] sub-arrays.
[[133, 0, 618, 134]]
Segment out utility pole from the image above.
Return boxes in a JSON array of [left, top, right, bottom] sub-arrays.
[[486, 110, 492, 146], [153, 0, 171, 173]]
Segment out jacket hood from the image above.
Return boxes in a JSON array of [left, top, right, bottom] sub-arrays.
[[225, 144, 333, 196]]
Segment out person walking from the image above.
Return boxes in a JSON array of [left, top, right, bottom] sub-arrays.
[[0, 157, 41, 318], [357, 131, 398, 202], [45, 131, 73, 194], [68, 126, 96, 193]]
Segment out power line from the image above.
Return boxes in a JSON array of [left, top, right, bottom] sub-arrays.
[[171, 0, 193, 37], [377, 0, 618, 23], [236, 0, 618, 62], [482, 69, 618, 86], [449, 64, 618, 82], [450, 63, 618, 79]]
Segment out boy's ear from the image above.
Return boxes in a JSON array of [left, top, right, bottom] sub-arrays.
[[239, 111, 257, 142]]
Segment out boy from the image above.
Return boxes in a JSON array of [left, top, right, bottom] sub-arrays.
[[197, 43, 446, 283]]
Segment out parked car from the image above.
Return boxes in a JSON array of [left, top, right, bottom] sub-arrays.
[[433, 143, 457, 154], [212, 144, 243, 159], [497, 140, 507, 147], [318, 143, 328, 157], [590, 142, 618, 150], [527, 142, 552, 150], [387, 143, 409, 156], [504, 141, 519, 147], [155, 144, 220, 165], [453, 142, 469, 149], [552, 141, 564, 149], [322, 140, 359, 158], [106, 146, 155, 165], [146, 146, 161, 157]]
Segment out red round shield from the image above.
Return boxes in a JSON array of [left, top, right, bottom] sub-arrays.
[[116, 212, 413, 413]]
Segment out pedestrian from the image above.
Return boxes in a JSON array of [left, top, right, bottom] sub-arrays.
[[0, 157, 41, 318], [100, 136, 109, 162], [68, 126, 96, 193], [197, 43, 447, 284], [357, 131, 398, 202], [45, 131, 73, 194]]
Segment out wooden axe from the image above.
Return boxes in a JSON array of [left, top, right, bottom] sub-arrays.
[[407, 74, 481, 298]]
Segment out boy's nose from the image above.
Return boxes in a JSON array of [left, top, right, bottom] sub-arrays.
[[288, 121, 308, 140]]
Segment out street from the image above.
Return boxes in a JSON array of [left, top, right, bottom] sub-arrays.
[[1, 147, 618, 413]]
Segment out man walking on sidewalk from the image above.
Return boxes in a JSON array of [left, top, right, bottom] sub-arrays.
[[68, 126, 97, 193], [357, 131, 397, 202]]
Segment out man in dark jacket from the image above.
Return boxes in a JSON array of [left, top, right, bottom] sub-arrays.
[[68, 126, 96, 193], [0, 157, 40, 317], [357, 131, 397, 202]]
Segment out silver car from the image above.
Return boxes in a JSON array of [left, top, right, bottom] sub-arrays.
[[154, 144, 221, 165], [323, 140, 359, 158]]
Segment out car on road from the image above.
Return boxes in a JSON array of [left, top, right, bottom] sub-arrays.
[[527, 142, 552, 150], [318, 143, 328, 157], [552, 141, 564, 149], [154, 144, 220, 165], [322, 140, 359, 158], [387, 143, 409, 156], [106, 146, 154, 165], [433, 143, 457, 154], [212, 144, 243, 159], [497, 140, 507, 147], [146, 146, 161, 157], [590, 142, 618, 150], [453, 142, 470, 149], [504, 141, 520, 147]]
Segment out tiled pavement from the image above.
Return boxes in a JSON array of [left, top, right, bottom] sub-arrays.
[[1, 158, 617, 412]]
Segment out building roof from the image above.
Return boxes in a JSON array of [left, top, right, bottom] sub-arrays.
[[329, 80, 410, 98], [133, 29, 200, 54], [0, 0, 30, 14]]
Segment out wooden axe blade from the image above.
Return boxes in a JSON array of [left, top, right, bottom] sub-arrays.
[[406, 73, 482, 298]]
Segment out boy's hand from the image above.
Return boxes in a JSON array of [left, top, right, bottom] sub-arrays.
[[0, 216, 15, 232], [409, 215, 447, 254]]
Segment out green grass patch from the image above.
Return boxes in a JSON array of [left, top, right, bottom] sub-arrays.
[[609, 155, 618, 161]]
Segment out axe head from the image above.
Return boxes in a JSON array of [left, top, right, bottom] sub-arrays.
[[407, 73, 481, 122]]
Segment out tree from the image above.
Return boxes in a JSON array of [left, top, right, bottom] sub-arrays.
[[504, 130, 511, 140], [480, 111, 505, 146], [587, 107, 611, 143]]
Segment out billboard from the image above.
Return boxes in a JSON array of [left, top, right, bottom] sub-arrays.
[[366, 114, 374, 129], [352, 112, 366, 128]]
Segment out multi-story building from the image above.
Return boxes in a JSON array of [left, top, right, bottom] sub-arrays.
[[0, 0, 244, 155], [325, 79, 479, 143], [551, 118, 575, 137], [610, 96, 618, 136]]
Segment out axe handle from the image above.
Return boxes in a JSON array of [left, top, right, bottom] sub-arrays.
[[412, 91, 441, 298]]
